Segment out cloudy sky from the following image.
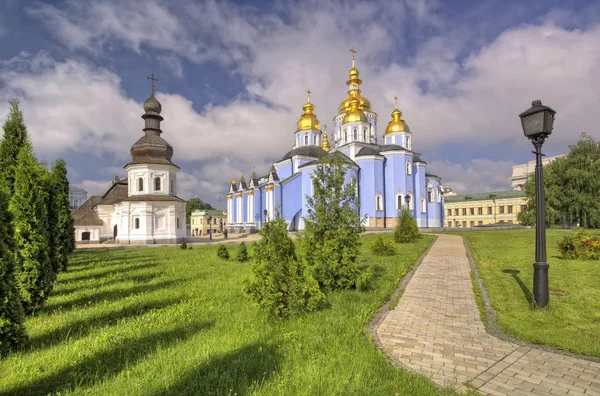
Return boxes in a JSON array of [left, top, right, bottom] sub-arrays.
[[0, 0, 598, 207]]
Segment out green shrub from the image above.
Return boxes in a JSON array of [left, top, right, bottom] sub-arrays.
[[558, 231, 600, 260], [180, 240, 187, 250], [236, 242, 249, 262], [217, 245, 229, 260], [370, 235, 397, 256], [394, 208, 422, 243], [243, 216, 325, 318]]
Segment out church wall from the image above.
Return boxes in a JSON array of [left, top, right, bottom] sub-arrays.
[[426, 179, 443, 228], [281, 174, 303, 231], [414, 163, 427, 227], [356, 157, 383, 225], [275, 160, 293, 180], [126, 163, 179, 197], [384, 153, 412, 220], [74, 226, 101, 244]]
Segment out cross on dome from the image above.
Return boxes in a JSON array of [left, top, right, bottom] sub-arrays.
[[350, 46, 357, 67], [394, 95, 398, 109], [306, 89, 311, 103], [147, 73, 158, 94]]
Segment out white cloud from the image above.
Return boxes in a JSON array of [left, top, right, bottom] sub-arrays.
[[76, 179, 112, 197], [428, 159, 515, 194]]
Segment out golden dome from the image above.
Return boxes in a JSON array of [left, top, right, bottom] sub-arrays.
[[297, 90, 321, 131], [231, 178, 236, 184], [343, 98, 368, 124], [384, 98, 410, 134], [337, 47, 372, 114], [321, 130, 330, 151]]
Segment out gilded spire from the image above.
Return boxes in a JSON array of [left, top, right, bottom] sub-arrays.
[[384, 98, 410, 135], [297, 89, 321, 131], [350, 46, 357, 68], [231, 178, 236, 184], [338, 47, 371, 114], [321, 126, 330, 151], [240, 173, 245, 182], [394, 95, 398, 109]]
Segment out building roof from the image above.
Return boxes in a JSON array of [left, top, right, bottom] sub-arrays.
[[97, 179, 129, 205], [73, 196, 104, 226], [445, 190, 526, 203], [69, 185, 88, 194], [281, 145, 328, 161], [356, 146, 382, 157], [191, 209, 227, 216], [121, 194, 186, 202]]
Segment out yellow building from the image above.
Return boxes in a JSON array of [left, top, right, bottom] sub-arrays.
[[190, 210, 227, 236], [444, 190, 527, 228]]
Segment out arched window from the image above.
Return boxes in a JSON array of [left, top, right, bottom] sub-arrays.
[[176, 218, 180, 229], [421, 198, 427, 213], [134, 218, 140, 229], [170, 178, 173, 193], [313, 135, 317, 145], [406, 161, 411, 175], [363, 129, 367, 141], [376, 194, 382, 211], [304, 135, 308, 145], [344, 130, 348, 142], [405, 136, 410, 149], [427, 190, 433, 202], [397, 194, 403, 210], [155, 177, 161, 191], [138, 178, 143, 192], [353, 128, 358, 140]]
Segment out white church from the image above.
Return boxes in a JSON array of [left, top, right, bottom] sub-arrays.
[[73, 78, 187, 244]]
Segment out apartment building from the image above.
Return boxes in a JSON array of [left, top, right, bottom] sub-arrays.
[[444, 190, 527, 228]]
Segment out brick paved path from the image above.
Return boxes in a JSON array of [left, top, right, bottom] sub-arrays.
[[376, 234, 600, 395]]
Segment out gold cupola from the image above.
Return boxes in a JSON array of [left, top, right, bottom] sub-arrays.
[[321, 126, 330, 151], [384, 96, 410, 135], [343, 97, 369, 124], [338, 47, 372, 114], [296, 89, 321, 131]]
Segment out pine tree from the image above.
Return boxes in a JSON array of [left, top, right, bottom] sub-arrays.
[[0, 186, 27, 356], [51, 160, 75, 265], [10, 142, 55, 314], [42, 166, 61, 275], [0, 100, 29, 196], [394, 208, 422, 243], [244, 216, 325, 318], [300, 152, 371, 290]]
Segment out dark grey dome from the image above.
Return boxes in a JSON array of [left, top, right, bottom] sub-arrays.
[[281, 145, 327, 161], [143, 94, 162, 115]]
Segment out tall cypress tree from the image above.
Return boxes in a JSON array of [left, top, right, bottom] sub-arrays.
[[42, 166, 61, 275], [10, 141, 55, 314], [51, 160, 75, 269], [0, 186, 26, 356], [0, 100, 29, 196]]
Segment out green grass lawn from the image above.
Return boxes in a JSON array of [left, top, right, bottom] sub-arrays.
[[0, 234, 461, 395], [462, 229, 600, 357]]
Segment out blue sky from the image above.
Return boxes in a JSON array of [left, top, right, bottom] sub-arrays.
[[0, 0, 599, 208]]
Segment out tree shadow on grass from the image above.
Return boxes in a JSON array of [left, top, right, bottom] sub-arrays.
[[502, 269, 534, 307], [154, 342, 281, 396], [2, 321, 214, 396], [67, 251, 152, 270], [52, 273, 161, 297], [59, 262, 160, 285], [44, 278, 191, 312], [26, 297, 184, 351]]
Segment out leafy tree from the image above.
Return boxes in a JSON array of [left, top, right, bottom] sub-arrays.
[[300, 152, 371, 290], [394, 208, 422, 243], [0, 100, 29, 196], [186, 197, 215, 224], [244, 216, 325, 319], [236, 242, 249, 262], [0, 186, 26, 356], [10, 142, 55, 314], [518, 133, 600, 228]]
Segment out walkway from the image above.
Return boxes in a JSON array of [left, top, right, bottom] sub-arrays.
[[376, 234, 600, 395]]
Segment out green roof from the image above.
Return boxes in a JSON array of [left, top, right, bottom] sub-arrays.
[[191, 209, 226, 216], [445, 190, 526, 203]]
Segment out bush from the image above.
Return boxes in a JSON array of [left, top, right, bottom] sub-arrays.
[[236, 242, 249, 262], [180, 240, 187, 250], [217, 245, 230, 260], [243, 216, 325, 319], [370, 235, 397, 256], [558, 231, 600, 260], [394, 208, 422, 243]]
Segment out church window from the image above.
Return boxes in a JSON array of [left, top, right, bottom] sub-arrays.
[[427, 190, 433, 202], [396, 194, 403, 210], [421, 198, 426, 213], [405, 137, 410, 149], [313, 135, 317, 145], [155, 177, 161, 191], [134, 218, 140, 229], [138, 178, 143, 192], [353, 129, 357, 140], [363, 129, 367, 141], [406, 161, 411, 175], [344, 130, 348, 142], [170, 178, 173, 193], [304, 135, 308, 145], [376, 194, 382, 211], [177, 218, 180, 229]]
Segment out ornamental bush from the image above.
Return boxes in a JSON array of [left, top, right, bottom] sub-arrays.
[[394, 208, 422, 243], [557, 231, 600, 260], [180, 240, 188, 250], [243, 216, 325, 319], [370, 234, 397, 256], [236, 242, 249, 262], [217, 245, 230, 260]]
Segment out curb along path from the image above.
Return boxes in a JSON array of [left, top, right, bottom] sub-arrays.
[[376, 234, 600, 395]]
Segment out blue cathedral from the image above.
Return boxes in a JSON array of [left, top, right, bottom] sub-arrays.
[[226, 51, 444, 232]]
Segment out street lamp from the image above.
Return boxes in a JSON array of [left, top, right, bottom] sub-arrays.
[[208, 215, 213, 240], [263, 209, 268, 223], [519, 99, 556, 308], [404, 194, 411, 210]]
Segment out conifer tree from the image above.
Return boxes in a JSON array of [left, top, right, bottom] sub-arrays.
[[10, 141, 55, 314], [0, 187, 26, 356], [41, 166, 61, 275], [51, 160, 75, 265], [0, 100, 29, 196], [394, 208, 422, 243]]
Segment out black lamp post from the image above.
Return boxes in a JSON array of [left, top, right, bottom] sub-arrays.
[[263, 209, 268, 223], [519, 100, 556, 308], [208, 215, 213, 240], [404, 194, 411, 210], [219, 218, 223, 233]]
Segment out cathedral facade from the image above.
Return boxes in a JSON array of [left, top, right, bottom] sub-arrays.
[[73, 80, 187, 244], [226, 54, 445, 232]]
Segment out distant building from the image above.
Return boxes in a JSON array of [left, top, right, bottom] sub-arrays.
[[441, 185, 457, 197], [444, 190, 527, 228], [69, 186, 88, 210], [511, 154, 565, 190], [190, 210, 227, 236]]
